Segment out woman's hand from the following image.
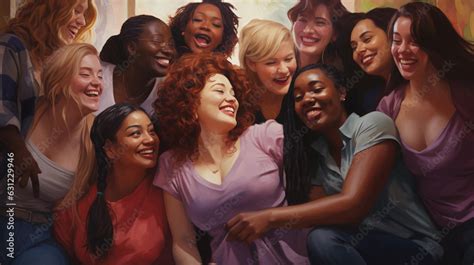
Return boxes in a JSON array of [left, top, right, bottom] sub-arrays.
[[226, 210, 272, 244]]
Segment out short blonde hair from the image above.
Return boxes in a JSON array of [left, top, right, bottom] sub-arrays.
[[33, 43, 98, 211], [239, 19, 293, 66], [5, 0, 97, 68], [238, 19, 294, 85]]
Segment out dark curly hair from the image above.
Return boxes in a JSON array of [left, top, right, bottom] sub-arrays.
[[168, 0, 239, 58], [154, 52, 255, 163]]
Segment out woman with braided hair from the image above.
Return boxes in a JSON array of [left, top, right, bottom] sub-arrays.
[[54, 103, 173, 264]]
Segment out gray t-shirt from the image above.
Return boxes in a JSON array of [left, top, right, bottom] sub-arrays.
[[311, 112, 443, 260]]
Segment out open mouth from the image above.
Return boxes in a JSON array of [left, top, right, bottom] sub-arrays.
[[305, 107, 322, 121], [68, 27, 78, 40], [84, 90, 100, 97], [273, 75, 291, 85], [219, 104, 236, 117], [138, 147, 156, 159], [300, 36, 320, 45], [398, 58, 417, 71], [361, 53, 376, 66], [155, 56, 171, 68], [194, 33, 212, 48]]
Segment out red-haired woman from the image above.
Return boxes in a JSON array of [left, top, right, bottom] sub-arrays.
[[154, 52, 308, 264]]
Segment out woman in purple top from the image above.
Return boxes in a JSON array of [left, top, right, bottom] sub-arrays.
[[377, 2, 474, 264], [153, 52, 308, 264]]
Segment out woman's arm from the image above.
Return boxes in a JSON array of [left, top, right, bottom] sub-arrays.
[[227, 140, 397, 243], [163, 192, 202, 265]]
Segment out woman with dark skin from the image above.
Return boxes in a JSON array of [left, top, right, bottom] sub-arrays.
[[379, 3, 474, 264], [169, 0, 238, 58], [98, 15, 175, 115], [226, 64, 442, 265]]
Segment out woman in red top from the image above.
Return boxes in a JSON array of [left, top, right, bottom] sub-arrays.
[[54, 103, 173, 265]]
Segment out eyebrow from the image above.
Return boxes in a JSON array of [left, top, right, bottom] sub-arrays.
[[195, 12, 222, 20], [79, 67, 102, 73], [126, 125, 141, 130], [211, 83, 229, 88], [359, 31, 372, 39], [308, 80, 323, 86]]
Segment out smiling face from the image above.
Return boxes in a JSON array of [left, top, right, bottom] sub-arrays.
[[196, 73, 239, 133], [107, 111, 159, 169], [183, 3, 224, 54], [60, 0, 88, 44], [292, 4, 334, 59], [391, 16, 432, 81], [294, 68, 346, 132], [70, 54, 103, 114], [351, 19, 393, 80], [132, 20, 176, 77], [248, 40, 297, 96]]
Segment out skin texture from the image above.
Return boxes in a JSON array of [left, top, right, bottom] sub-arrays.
[[71, 54, 103, 113], [292, 4, 334, 67], [225, 68, 398, 244], [351, 19, 393, 80], [183, 3, 224, 54], [60, 0, 88, 44]]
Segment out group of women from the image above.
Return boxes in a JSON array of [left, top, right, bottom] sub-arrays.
[[0, 0, 472, 264]]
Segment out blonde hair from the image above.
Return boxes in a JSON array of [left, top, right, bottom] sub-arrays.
[[32, 43, 98, 212], [4, 0, 97, 69], [238, 19, 294, 84]]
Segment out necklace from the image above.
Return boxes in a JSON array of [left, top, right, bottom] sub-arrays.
[[119, 73, 152, 103]]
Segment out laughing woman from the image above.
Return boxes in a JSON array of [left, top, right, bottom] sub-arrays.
[[226, 64, 442, 265], [0, 0, 97, 201], [378, 3, 474, 264], [98, 15, 176, 115], [0, 43, 102, 265], [169, 0, 238, 58], [239, 19, 297, 124], [54, 103, 173, 265], [154, 52, 308, 264]]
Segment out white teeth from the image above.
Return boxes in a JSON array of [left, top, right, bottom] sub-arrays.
[[157, 58, 170, 67], [85, 91, 99, 97], [400, 59, 416, 65], [222, 106, 234, 113], [302, 37, 318, 43], [362, 54, 375, 64], [139, 149, 154, 154]]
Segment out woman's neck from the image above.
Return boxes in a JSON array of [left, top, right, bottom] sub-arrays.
[[116, 66, 156, 103], [106, 165, 147, 202], [260, 91, 285, 120], [198, 129, 230, 162], [299, 52, 322, 68]]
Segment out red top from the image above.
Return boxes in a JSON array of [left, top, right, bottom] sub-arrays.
[[54, 177, 174, 265]]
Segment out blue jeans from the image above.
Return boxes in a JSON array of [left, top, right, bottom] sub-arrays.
[[0, 216, 69, 265], [307, 227, 437, 265]]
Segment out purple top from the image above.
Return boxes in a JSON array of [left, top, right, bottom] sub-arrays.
[[154, 120, 308, 265], [377, 81, 474, 228]]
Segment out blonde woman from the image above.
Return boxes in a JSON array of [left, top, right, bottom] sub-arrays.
[[239, 19, 297, 124], [0, 0, 97, 196], [0, 43, 102, 265]]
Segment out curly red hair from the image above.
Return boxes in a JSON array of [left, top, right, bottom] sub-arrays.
[[155, 52, 255, 163]]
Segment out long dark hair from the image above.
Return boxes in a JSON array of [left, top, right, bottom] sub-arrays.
[[386, 2, 474, 93], [86, 103, 146, 258], [284, 64, 348, 205], [100, 15, 164, 65], [338, 8, 397, 115], [168, 0, 239, 58]]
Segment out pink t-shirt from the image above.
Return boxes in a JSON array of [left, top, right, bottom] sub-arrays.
[[377, 81, 474, 228], [154, 120, 308, 265]]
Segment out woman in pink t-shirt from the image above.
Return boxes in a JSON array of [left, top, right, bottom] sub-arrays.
[[153, 52, 308, 265]]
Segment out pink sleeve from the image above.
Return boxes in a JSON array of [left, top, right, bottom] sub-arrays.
[[153, 151, 182, 201], [250, 120, 284, 164]]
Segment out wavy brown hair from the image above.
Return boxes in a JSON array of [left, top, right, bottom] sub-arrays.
[[154, 52, 255, 163], [4, 0, 97, 68]]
